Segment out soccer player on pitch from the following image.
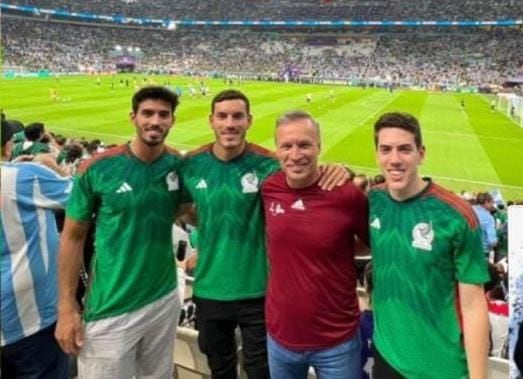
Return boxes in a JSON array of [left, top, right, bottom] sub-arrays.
[[368, 112, 489, 379]]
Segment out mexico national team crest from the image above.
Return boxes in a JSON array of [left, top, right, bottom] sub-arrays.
[[166, 171, 179, 191], [411, 222, 434, 251], [241, 172, 259, 193]]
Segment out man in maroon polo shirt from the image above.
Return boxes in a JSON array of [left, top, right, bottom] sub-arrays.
[[261, 110, 369, 379]]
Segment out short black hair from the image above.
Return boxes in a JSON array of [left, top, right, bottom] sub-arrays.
[[211, 89, 250, 114], [374, 112, 422, 148], [132, 86, 179, 114], [476, 192, 493, 205], [24, 122, 45, 141]]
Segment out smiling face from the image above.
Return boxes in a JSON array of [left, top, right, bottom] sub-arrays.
[[276, 117, 321, 189], [210, 99, 252, 160], [131, 99, 174, 147], [376, 127, 426, 200]]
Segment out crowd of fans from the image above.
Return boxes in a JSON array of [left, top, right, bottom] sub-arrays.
[[6, 0, 523, 21], [2, 110, 513, 370], [2, 17, 522, 86]]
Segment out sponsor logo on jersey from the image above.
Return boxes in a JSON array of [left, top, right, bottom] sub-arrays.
[[116, 182, 133, 193], [291, 199, 305, 211], [412, 222, 434, 251], [269, 201, 285, 216], [241, 172, 259, 193], [370, 217, 381, 230], [196, 179, 207, 189], [166, 171, 179, 191]]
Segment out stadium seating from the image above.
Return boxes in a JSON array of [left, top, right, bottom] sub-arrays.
[[487, 357, 510, 379], [174, 326, 248, 379], [5, 0, 523, 21], [2, 16, 521, 86], [174, 326, 212, 379]]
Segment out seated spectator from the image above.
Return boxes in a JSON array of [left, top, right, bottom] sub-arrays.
[[10, 122, 51, 159], [473, 192, 498, 261], [484, 263, 508, 358], [353, 174, 369, 193]]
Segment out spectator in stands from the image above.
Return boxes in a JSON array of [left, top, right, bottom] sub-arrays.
[[473, 192, 498, 260], [371, 174, 385, 187], [55, 86, 186, 378], [353, 173, 369, 192], [181, 90, 349, 379], [1, 119, 71, 378], [261, 111, 369, 378], [59, 143, 84, 176], [10, 122, 51, 159], [484, 263, 508, 358], [368, 112, 489, 379], [360, 262, 374, 379], [181, 90, 277, 379]]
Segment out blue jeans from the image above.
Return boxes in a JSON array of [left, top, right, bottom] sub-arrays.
[[267, 332, 361, 379], [1, 322, 69, 379]]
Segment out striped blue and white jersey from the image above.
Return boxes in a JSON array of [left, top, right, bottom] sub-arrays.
[[1, 162, 72, 346]]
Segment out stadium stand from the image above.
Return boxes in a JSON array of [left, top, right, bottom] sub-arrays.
[[1, 1, 521, 377], [4, 0, 523, 21], [487, 356, 510, 379], [2, 16, 522, 86], [174, 326, 212, 379]]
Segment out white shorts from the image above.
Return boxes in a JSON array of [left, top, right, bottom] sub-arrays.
[[78, 289, 181, 379]]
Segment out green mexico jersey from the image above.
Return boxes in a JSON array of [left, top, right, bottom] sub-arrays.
[[369, 179, 489, 379], [182, 143, 279, 300], [67, 144, 185, 322], [11, 141, 50, 159]]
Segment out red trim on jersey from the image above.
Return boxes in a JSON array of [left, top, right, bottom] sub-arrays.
[[247, 143, 277, 159], [185, 143, 213, 158], [371, 183, 388, 191], [77, 145, 128, 174], [425, 183, 479, 229], [185, 142, 276, 160], [164, 145, 183, 158]]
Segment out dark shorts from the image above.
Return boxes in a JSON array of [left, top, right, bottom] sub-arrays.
[[1, 322, 69, 379]]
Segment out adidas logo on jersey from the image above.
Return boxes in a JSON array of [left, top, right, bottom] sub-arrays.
[[370, 217, 381, 230], [291, 199, 305, 211], [196, 179, 207, 189], [116, 182, 133, 193]]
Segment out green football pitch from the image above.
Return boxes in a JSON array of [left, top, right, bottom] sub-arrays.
[[2, 74, 522, 200]]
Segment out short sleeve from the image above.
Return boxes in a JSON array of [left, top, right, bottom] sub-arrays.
[[66, 168, 97, 222], [453, 216, 489, 284]]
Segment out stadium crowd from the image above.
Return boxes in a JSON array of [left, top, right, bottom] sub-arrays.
[[2, 17, 522, 86], [5, 0, 523, 21], [1, 0, 521, 376], [1, 96, 514, 377]]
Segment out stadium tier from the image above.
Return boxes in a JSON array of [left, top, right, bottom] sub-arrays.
[[2, 0, 523, 21], [1, 16, 522, 87]]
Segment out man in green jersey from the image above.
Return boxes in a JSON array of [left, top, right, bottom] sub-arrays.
[[181, 90, 348, 379], [55, 86, 185, 378], [368, 112, 489, 379]]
